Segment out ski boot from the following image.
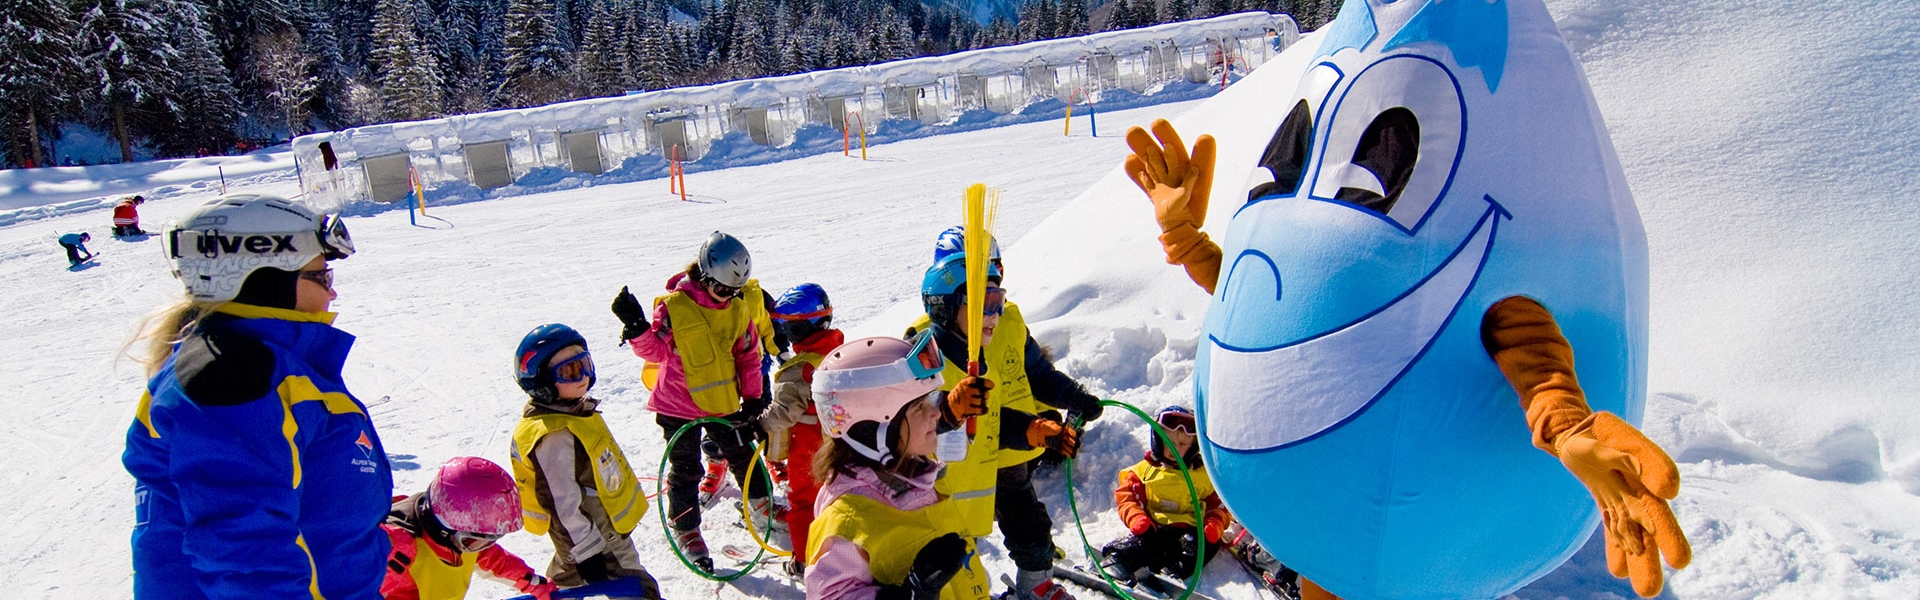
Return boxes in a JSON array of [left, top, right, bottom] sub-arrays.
[[674, 527, 713, 572], [747, 497, 792, 550], [697, 458, 731, 509], [1001, 569, 1075, 600]]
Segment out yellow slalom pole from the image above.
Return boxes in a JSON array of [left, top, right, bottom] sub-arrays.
[[1064, 104, 1073, 136], [409, 166, 427, 216]]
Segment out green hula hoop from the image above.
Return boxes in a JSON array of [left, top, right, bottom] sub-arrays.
[[655, 416, 777, 582], [1062, 399, 1206, 600]]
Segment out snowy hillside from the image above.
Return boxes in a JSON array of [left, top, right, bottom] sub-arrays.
[[2, 0, 1917, 599]]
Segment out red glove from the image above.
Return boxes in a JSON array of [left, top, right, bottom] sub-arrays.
[[1203, 519, 1225, 545], [515, 573, 556, 600], [945, 376, 992, 422], [1127, 514, 1154, 536]]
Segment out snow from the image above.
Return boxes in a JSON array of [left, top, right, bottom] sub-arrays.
[[0, 146, 297, 226], [3, 0, 1919, 598]]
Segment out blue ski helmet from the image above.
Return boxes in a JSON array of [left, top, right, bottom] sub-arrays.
[[515, 323, 591, 402], [773, 283, 833, 341], [921, 253, 1002, 326], [932, 226, 1002, 267]]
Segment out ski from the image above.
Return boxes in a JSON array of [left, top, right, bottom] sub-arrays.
[[1219, 526, 1301, 600], [719, 543, 789, 565]]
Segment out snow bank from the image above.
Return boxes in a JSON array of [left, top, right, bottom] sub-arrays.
[[0, 148, 296, 226]]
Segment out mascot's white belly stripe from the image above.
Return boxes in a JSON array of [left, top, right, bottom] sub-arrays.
[[1206, 200, 1503, 451]]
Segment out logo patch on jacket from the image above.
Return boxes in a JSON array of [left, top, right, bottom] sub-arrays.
[[356, 430, 374, 457]]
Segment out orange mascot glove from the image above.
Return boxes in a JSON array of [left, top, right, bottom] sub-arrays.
[[1485, 297, 1691, 598], [1125, 119, 1221, 294]]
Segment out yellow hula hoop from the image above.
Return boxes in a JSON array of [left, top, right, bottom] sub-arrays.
[[737, 446, 795, 557]]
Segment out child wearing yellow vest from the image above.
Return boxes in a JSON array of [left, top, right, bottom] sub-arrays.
[[805, 333, 993, 600], [1098, 406, 1230, 586], [379, 457, 556, 600], [506, 324, 663, 599], [609, 232, 779, 571]]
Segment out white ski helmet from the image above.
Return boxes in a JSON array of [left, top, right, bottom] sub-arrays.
[[165, 194, 354, 303], [697, 231, 752, 289], [811, 332, 948, 465]]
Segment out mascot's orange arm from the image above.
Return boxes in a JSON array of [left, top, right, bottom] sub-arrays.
[[1482, 296, 1692, 598], [1160, 226, 1223, 294]]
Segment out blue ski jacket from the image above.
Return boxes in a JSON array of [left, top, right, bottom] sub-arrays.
[[124, 303, 393, 600]]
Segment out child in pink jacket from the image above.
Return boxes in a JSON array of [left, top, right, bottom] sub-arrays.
[[610, 232, 772, 572]]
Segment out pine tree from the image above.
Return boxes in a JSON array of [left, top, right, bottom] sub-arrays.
[[157, 1, 240, 154], [0, 0, 86, 167], [370, 0, 442, 120], [576, 0, 627, 95], [1164, 0, 1192, 22], [1056, 0, 1089, 36], [252, 29, 316, 135], [299, 0, 357, 129], [1131, 0, 1157, 27], [497, 0, 573, 107], [79, 0, 182, 162], [633, 23, 673, 90], [1203, 0, 1233, 18]]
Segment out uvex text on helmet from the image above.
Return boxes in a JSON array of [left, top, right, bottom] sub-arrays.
[[698, 231, 752, 288], [164, 194, 354, 303]]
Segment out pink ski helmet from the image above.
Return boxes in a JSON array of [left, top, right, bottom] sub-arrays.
[[429, 457, 522, 536], [811, 332, 948, 464]]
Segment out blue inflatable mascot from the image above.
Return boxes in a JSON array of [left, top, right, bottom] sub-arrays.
[[1122, 0, 1692, 598]]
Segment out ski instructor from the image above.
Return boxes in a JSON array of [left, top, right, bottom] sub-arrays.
[[122, 193, 392, 599]]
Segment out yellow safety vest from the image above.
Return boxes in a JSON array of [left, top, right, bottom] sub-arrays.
[[906, 303, 1037, 537], [654, 290, 752, 414], [807, 491, 990, 600], [509, 413, 647, 536], [743, 279, 780, 358], [408, 537, 478, 600], [1125, 460, 1216, 528]]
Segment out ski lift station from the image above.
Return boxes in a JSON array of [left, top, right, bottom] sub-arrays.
[[291, 12, 1299, 211]]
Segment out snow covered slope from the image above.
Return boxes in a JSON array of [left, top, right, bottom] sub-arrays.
[[2, 0, 1916, 598]]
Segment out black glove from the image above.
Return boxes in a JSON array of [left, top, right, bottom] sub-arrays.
[[611, 286, 649, 340], [881, 533, 968, 600], [575, 552, 620, 583]]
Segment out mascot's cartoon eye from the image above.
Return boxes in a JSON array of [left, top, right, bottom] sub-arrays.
[[1331, 107, 1420, 214], [1310, 56, 1464, 230], [1246, 100, 1314, 203]]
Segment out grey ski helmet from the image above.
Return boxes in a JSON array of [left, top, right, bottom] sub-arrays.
[[698, 231, 752, 289]]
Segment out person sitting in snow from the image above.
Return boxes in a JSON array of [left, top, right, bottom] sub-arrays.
[[113, 195, 147, 237], [380, 457, 557, 600], [58, 231, 92, 266], [1099, 406, 1231, 586], [506, 324, 664, 599]]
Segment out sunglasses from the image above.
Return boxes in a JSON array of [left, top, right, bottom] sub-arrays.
[[451, 530, 503, 553], [552, 352, 595, 384], [297, 268, 334, 290], [1157, 412, 1196, 435], [906, 329, 946, 379], [964, 287, 1007, 317]]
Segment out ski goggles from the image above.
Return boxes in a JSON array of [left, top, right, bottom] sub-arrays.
[[318, 214, 354, 260], [906, 329, 945, 380], [705, 279, 742, 300], [1157, 411, 1197, 434], [451, 530, 503, 553], [297, 267, 334, 290], [967, 287, 1007, 317], [552, 352, 595, 384]]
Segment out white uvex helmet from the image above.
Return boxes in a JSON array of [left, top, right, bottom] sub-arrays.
[[165, 194, 354, 303]]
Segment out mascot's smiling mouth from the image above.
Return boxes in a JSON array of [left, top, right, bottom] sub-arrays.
[[1205, 196, 1507, 451]]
